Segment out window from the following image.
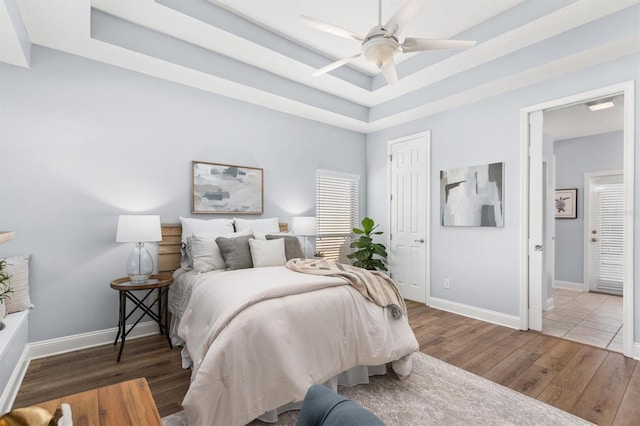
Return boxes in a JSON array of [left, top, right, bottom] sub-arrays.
[[316, 170, 359, 261]]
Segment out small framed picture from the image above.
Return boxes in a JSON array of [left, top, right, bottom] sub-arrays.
[[555, 188, 577, 219]]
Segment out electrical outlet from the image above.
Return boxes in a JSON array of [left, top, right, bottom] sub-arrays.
[[443, 278, 450, 289]]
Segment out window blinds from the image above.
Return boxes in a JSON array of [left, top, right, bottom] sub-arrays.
[[316, 171, 359, 261], [596, 183, 624, 294]]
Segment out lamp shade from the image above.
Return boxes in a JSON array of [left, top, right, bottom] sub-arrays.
[[292, 216, 317, 236], [116, 215, 162, 243]]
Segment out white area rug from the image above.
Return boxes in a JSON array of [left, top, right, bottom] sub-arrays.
[[162, 351, 591, 425]]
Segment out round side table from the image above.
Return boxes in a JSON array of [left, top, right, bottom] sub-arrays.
[[110, 274, 174, 362]]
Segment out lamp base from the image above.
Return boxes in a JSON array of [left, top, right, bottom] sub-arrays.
[[127, 273, 150, 285], [126, 243, 153, 284]]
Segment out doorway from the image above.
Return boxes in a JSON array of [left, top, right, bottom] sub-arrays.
[[585, 171, 624, 295], [387, 131, 430, 303], [520, 81, 635, 358]]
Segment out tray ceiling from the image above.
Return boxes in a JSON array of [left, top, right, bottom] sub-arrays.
[[1, 0, 636, 135]]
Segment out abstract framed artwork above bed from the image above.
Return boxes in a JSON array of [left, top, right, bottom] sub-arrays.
[[192, 161, 264, 214]]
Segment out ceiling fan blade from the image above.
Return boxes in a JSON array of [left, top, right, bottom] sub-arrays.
[[384, 0, 424, 37], [300, 15, 363, 42], [313, 53, 362, 76], [402, 38, 477, 53], [381, 60, 398, 85]]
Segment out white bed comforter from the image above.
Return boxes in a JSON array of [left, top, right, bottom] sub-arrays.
[[177, 266, 419, 426]]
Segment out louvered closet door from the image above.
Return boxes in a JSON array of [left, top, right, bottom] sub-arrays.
[[588, 173, 624, 295]]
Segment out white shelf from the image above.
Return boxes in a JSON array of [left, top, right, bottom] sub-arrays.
[[0, 232, 15, 245]]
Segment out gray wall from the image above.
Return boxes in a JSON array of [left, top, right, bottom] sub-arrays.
[[0, 46, 366, 342], [365, 54, 639, 338], [553, 131, 624, 284]]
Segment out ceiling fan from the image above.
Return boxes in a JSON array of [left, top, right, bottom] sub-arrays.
[[301, 0, 476, 85]]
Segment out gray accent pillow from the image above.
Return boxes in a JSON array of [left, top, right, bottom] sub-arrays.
[[216, 235, 254, 270], [266, 235, 305, 260]]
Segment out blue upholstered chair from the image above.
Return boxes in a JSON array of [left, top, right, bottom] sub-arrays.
[[296, 384, 385, 426]]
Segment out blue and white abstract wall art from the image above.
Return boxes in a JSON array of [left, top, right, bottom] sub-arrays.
[[440, 162, 504, 227], [192, 161, 263, 214]]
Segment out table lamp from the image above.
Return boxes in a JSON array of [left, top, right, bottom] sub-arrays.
[[116, 215, 162, 284], [292, 216, 317, 258]]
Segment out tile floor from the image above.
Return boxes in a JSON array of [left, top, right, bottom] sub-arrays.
[[542, 287, 623, 352]]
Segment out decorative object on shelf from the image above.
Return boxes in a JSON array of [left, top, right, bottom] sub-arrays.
[[116, 215, 162, 284], [440, 162, 504, 227], [192, 161, 264, 214], [292, 216, 317, 258], [0, 259, 12, 329], [348, 217, 388, 271], [0, 231, 15, 329], [554, 188, 578, 219]]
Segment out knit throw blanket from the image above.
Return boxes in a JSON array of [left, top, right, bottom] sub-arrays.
[[286, 258, 406, 319]]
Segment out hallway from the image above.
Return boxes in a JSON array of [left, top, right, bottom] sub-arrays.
[[542, 288, 623, 352]]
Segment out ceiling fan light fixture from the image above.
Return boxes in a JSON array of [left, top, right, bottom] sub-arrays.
[[362, 37, 398, 68]]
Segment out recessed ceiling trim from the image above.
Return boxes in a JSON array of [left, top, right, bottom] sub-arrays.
[[367, 35, 639, 133], [93, 0, 377, 107], [77, 39, 372, 133], [8, 0, 640, 135], [92, 0, 638, 108], [366, 0, 640, 103], [0, 0, 30, 67]]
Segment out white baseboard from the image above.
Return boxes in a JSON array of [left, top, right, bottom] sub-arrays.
[[0, 346, 30, 414], [553, 280, 585, 291], [1, 321, 160, 412], [29, 321, 159, 360], [429, 297, 521, 330], [633, 342, 640, 361]]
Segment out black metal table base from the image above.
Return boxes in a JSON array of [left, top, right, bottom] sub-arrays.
[[113, 287, 173, 362]]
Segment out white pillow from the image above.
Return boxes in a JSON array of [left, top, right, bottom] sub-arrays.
[[234, 217, 279, 234], [249, 238, 287, 267], [179, 217, 234, 269], [180, 217, 234, 243], [2, 254, 31, 314], [190, 234, 226, 272], [189, 230, 252, 273]]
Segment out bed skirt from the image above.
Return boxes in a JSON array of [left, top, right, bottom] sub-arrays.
[[256, 364, 388, 423]]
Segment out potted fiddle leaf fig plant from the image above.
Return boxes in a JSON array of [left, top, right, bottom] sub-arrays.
[[0, 259, 13, 327], [347, 217, 388, 271]]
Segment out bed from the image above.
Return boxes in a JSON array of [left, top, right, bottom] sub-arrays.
[[159, 219, 419, 426]]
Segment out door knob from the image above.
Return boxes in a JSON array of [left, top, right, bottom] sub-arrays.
[[591, 237, 598, 243], [414, 239, 425, 243], [592, 230, 597, 234]]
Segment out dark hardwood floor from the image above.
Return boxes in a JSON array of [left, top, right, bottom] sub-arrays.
[[13, 301, 640, 425]]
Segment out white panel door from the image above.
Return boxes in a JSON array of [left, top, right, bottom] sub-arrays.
[[528, 111, 544, 331], [587, 173, 624, 295], [389, 133, 429, 303]]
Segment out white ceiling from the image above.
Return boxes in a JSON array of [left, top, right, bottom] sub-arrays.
[[544, 95, 625, 141], [0, 0, 637, 135], [210, 0, 521, 74]]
